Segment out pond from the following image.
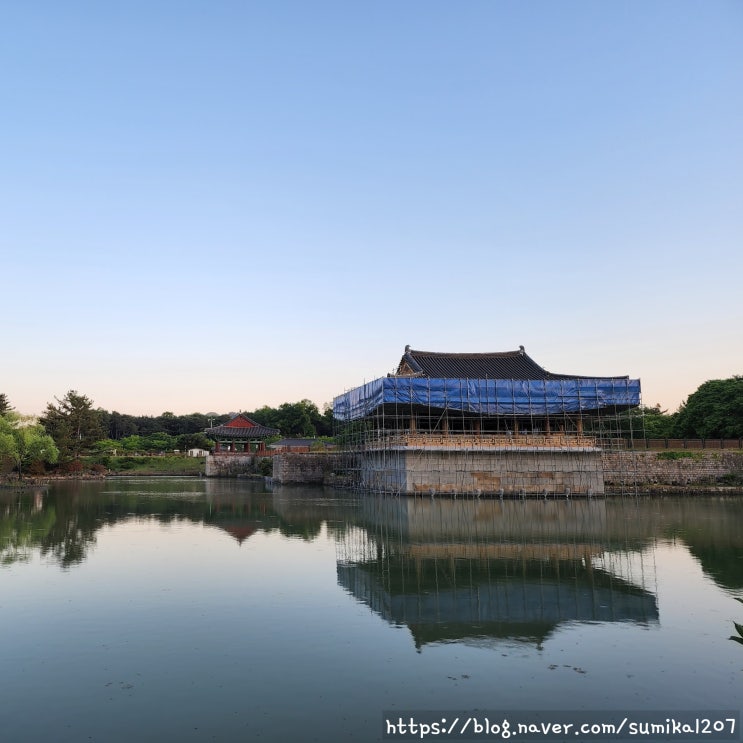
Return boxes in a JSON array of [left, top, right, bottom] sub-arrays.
[[1, 479, 741, 742]]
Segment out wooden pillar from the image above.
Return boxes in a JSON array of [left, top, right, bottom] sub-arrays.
[[215, 440, 221, 453], [409, 415, 417, 433], [545, 417, 551, 434], [442, 414, 449, 434], [576, 418, 583, 435]]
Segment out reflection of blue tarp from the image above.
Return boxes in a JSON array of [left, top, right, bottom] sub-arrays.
[[333, 377, 641, 421]]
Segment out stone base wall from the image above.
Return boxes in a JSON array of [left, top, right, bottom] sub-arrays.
[[603, 451, 743, 488], [359, 449, 604, 495], [207, 450, 743, 494], [206, 455, 259, 478], [272, 453, 344, 485]]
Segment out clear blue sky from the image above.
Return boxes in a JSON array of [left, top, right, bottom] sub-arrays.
[[2, 1, 741, 416]]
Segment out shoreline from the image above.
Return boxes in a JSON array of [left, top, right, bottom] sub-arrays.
[[3, 473, 743, 496]]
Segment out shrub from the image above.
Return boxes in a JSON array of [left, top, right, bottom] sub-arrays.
[[656, 451, 703, 461]]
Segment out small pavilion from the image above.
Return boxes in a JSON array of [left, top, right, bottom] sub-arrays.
[[204, 413, 280, 455]]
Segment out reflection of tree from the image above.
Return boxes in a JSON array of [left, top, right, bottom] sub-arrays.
[[667, 498, 743, 591], [0, 480, 359, 567], [684, 544, 743, 591], [1, 491, 57, 564]]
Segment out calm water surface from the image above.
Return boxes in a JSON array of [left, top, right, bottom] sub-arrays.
[[1, 479, 741, 742]]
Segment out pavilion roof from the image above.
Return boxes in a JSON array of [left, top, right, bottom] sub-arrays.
[[204, 413, 279, 439], [396, 346, 628, 381]]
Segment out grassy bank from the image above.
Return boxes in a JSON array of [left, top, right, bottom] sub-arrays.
[[90, 455, 206, 476]]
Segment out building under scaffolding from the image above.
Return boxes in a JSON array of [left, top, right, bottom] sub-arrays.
[[333, 346, 641, 496]]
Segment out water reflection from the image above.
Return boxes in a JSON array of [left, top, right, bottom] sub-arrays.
[[337, 498, 660, 649], [0, 479, 358, 567], [3, 480, 741, 741], [662, 497, 743, 591], [2, 480, 742, 609]]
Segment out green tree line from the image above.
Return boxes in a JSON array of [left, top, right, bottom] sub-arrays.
[[614, 376, 743, 440], [2, 377, 742, 479], [1, 390, 336, 477]]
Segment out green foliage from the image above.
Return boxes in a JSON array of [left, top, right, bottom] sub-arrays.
[[91, 438, 120, 455], [248, 399, 334, 437], [0, 393, 13, 417], [120, 435, 144, 452], [142, 432, 177, 452], [640, 404, 677, 438], [258, 457, 273, 476], [100, 455, 205, 475], [116, 433, 192, 454], [674, 376, 743, 439], [104, 411, 229, 439], [0, 413, 59, 478], [656, 451, 705, 461], [613, 404, 676, 439], [39, 390, 106, 461], [175, 432, 213, 451]]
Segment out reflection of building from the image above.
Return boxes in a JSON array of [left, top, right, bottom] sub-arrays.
[[205, 413, 279, 455], [333, 346, 641, 496], [337, 497, 658, 650]]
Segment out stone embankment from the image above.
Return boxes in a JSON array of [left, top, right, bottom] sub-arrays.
[[603, 450, 743, 493], [205, 454, 265, 478], [271, 452, 345, 485], [268, 450, 743, 494]]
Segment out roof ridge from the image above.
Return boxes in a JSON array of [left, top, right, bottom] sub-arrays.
[[409, 349, 525, 357]]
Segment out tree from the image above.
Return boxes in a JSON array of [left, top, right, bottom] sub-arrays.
[[318, 403, 335, 437], [91, 438, 121, 455], [674, 377, 743, 439], [39, 390, 106, 461], [0, 393, 13, 417], [142, 432, 177, 453], [638, 404, 676, 438], [277, 400, 316, 437], [107, 411, 139, 439], [176, 432, 214, 451], [248, 399, 333, 437], [0, 413, 59, 478], [120, 435, 145, 453]]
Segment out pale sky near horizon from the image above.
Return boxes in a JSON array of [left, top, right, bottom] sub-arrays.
[[2, 1, 741, 418]]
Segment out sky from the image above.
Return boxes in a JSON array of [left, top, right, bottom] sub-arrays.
[[2, 1, 741, 417]]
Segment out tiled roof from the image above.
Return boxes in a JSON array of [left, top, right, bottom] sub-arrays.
[[396, 346, 627, 381], [205, 414, 279, 438]]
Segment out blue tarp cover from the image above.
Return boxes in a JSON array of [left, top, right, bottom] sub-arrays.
[[333, 377, 641, 421]]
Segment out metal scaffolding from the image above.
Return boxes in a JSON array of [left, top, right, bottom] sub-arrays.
[[333, 362, 642, 497]]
